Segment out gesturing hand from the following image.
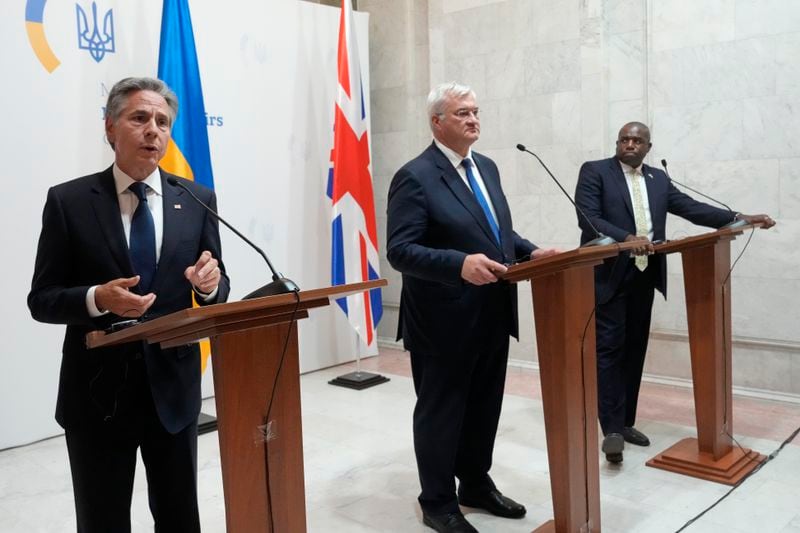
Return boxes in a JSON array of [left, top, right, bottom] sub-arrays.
[[95, 276, 156, 317], [184, 250, 221, 295]]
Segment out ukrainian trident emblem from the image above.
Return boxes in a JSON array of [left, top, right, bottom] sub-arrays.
[[76, 2, 115, 63]]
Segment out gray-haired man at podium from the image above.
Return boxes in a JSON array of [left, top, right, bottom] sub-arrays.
[[387, 82, 558, 532], [28, 77, 230, 532]]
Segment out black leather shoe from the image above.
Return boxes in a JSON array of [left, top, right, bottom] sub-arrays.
[[602, 433, 624, 463], [422, 510, 478, 532], [458, 488, 526, 519], [622, 426, 650, 446]]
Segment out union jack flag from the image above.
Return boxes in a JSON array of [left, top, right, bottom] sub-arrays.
[[327, 0, 382, 351]]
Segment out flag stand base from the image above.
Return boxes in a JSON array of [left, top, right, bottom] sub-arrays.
[[329, 370, 390, 390], [197, 412, 218, 435]]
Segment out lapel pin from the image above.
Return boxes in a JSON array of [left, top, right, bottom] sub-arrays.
[[647, 173, 653, 179], [174, 204, 182, 209]]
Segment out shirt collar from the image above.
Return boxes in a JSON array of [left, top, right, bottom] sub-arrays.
[[618, 160, 644, 176], [113, 164, 162, 196], [434, 138, 474, 169]]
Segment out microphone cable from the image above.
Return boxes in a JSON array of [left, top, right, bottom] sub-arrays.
[[720, 226, 757, 458], [673, 225, 800, 531], [674, 422, 800, 532], [260, 288, 302, 533], [578, 304, 598, 526], [576, 241, 623, 526]]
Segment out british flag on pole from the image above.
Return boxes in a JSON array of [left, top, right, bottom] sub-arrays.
[[327, 0, 382, 354]]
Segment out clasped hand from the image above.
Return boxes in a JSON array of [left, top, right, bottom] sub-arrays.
[[624, 235, 654, 255], [461, 248, 560, 285]]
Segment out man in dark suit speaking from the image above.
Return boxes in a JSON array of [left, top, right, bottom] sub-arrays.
[[574, 121, 774, 464], [387, 82, 557, 533], [28, 77, 230, 532]]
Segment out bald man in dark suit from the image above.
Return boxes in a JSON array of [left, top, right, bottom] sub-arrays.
[[575, 121, 774, 464]]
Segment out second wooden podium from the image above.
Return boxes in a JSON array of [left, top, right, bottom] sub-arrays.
[[502, 242, 636, 533], [87, 279, 386, 533]]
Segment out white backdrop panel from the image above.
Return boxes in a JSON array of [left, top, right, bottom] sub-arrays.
[[0, 0, 371, 448]]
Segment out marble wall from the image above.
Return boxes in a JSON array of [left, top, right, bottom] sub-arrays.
[[359, 0, 800, 398]]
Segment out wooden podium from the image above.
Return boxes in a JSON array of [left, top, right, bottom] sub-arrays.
[[87, 279, 387, 533], [646, 225, 766, 484], [502, 242, 637, 533]]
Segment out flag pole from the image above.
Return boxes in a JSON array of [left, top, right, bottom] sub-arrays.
[[326, 0, 388, 391], [328, 327, 389, 390]]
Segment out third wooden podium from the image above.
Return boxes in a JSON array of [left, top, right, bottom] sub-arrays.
[[502, 242, 635, 533], [646, 225, 766, 484], [87, 279, 386, 532]]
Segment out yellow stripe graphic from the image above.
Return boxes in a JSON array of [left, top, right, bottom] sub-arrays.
[[26, 22, 60, 73]]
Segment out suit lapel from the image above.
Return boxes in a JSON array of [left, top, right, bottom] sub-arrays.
[[431, 145, 501, 250], [150, 170, 186, 294], [473, 153, 506, 229], [89, 166, 134, 277], [610, 158, 635, 220]]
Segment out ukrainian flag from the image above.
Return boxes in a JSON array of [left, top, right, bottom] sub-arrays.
[[157, 0, 215, 370], [158, 0, 213, 188]]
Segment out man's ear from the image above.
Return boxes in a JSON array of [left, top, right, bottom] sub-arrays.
[[105, 117, 115, 145]]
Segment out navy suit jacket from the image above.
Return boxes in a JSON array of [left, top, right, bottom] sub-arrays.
[[28, 166, 230, 434], [386, 143, 536, 357], [574, 157, 735, 304]]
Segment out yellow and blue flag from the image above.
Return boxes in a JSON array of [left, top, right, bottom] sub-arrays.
[[157, 0, 215, 371], [158, 0, 214, 189]]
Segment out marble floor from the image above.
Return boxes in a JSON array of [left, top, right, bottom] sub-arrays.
[[2, 347, 799, 532]]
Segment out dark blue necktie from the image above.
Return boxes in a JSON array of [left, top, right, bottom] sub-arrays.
[[462, 158, 500, 245], [128, 182, 157, 293]]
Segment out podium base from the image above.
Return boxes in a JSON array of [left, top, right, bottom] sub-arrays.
[[647, 437, 765, 485], [329, 371, 390, 390], [531, 519, 598, 533], [197, 412, 218, 435]]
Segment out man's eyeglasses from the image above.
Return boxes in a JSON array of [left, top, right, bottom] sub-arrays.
[[453, 107, 480, 119]]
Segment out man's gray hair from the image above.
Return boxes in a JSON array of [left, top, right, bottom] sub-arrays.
[[105, 77, 179, 125], [426, 82, 475, 130]]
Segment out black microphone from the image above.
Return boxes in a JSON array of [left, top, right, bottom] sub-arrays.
[[516, 144, 615, 247], [166, 176, 299, 299], [660, 159, 744, 229]]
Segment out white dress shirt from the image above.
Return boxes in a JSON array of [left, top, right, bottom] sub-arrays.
[[434, 138, 499, 222], [86, 165, 163, 316]]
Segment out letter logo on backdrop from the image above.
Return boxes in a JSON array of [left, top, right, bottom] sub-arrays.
[[76, 1, 115, 63]]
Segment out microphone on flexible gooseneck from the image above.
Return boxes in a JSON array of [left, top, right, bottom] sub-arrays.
[[166, 176, 299, 298], [659, 159, 745, 229], [516, 144, 615, 247]]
